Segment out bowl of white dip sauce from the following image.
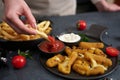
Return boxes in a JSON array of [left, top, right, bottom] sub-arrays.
[[57, 33, 81, 46]]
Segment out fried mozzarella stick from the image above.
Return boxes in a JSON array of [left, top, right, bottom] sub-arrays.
[[58, 51, 78, 74], [46, 54, 65, 67], [73, 55, 106, 76], [84, 52, 112, 67], [72, 58, 90, 75], [94, 48, 107, 57], [79, 42, 104, 49], [65, 46, 72, 56], [86, 66, 105, 76], [86, 58, 106, 76]]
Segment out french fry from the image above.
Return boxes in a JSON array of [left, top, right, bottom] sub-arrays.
[[0, 21, 52, 41], [36, 30, 48, 40], [37, 21, 46, 28], [42, 21, 50, 31], [1, 29, 15, 39], [45, 27, 52, 34], [19, 34, 30, 40], [37, 21, 51, 31]]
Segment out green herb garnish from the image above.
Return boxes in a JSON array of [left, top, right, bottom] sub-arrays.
[[79, 33, 89, 42], [18, 50, 33, 59]]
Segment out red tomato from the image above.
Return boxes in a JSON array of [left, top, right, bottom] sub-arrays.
[[77, 20, 87, 30], [106, 47, 119, 56], [12, 55, 26, 69]]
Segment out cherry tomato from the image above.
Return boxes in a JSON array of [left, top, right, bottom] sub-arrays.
[[12, 55, 26, 69], [77, 20, 87, 30], [106, 47, 119, 56]]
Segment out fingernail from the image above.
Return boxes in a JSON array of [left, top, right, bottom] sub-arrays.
[[32, 30, 37, 35], [32, 23, 37, 29]]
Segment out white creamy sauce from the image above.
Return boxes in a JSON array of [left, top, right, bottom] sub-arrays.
[[58, 33, 81, 43]]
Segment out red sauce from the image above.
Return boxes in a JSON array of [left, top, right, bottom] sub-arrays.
[[39, 40, 65, 53], [48, 35, 55, 44]]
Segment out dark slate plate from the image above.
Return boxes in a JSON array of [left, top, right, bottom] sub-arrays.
[[40, 51, 118, 80], [39, 34, 118, 80]]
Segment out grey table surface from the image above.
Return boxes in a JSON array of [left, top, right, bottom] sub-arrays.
[[0, 11, 120, 80]]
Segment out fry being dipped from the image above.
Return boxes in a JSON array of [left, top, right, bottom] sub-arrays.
[[36, 21, 52, 40], [36, 30, 49, 40]]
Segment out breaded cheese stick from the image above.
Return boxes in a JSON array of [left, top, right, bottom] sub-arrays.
[[46, 54, 65, 67], [84, 52, 112, 67], [58, 51, 78, 74], [79, 42, 104, 49]]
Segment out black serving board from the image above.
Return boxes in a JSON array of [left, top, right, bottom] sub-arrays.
[[39, 32, 118, 80]]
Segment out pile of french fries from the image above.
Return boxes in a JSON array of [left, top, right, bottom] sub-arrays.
[[0, 21, 52, 41]]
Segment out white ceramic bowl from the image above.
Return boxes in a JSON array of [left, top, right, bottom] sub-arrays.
[[57, 33, 81, 46]]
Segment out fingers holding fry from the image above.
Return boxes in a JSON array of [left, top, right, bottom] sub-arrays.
[[0, 21, 52, 41]]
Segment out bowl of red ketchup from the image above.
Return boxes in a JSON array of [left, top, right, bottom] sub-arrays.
[[38, 36, 65, 56]]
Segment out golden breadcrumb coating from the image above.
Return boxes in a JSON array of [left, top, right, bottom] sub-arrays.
[[79, 42, 104, 49], [46, 54, 65, 67], [84, 52, 112, 67], [58, 51, 78, 74]]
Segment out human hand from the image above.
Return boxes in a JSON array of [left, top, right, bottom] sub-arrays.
[[94, 0, 120, 12], [3, 0, 37, 34]]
